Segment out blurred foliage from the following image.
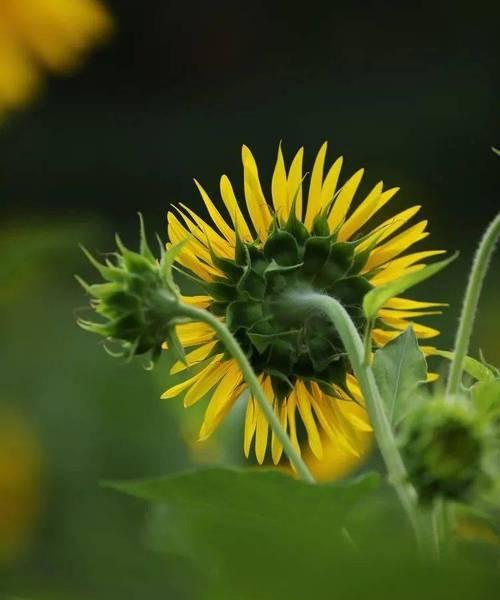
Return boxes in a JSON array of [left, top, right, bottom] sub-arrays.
[[0, 222, 192, 598]]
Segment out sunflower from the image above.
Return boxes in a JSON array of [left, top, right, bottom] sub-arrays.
[[0, 0, 112, 114], [162, 143, 444, 467]]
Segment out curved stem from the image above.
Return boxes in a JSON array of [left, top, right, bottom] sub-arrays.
[[446, 213, 500, 397], [178, 304, 316, 483], [288, 291, 425, 544]]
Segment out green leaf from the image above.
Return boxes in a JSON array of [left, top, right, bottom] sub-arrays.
[[105, 467, 379, 586], [363, 253, 458, 320], [373, 328, 428, 424], [432, 350, 497, 382], [472, 379, 500, 419]]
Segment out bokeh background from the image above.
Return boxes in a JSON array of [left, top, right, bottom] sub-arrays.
[[1, 1, 498, 598]]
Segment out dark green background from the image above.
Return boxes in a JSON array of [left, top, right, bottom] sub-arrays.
[[1, 1, 498, 597]]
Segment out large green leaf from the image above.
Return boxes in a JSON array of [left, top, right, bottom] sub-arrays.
[[432, 350, 497, 382], [104, 466, 500, 599], [363, 253, 457, 320], [105, 467, 379, 597], [372, 328, 428, 424]]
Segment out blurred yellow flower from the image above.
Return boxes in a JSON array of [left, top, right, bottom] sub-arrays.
[[0, 406, 43, 563], [0, 0, 113, 113]]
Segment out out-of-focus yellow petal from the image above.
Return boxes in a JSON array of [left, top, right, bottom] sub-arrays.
[[198, 362, 244, 440], [296, 381, 323, 459], [183, 359, 232, 407], [170, 341, 217, 375], [243, 396, 257, 458], [271, 399, 288, 465], [356, 205, 422, 252]]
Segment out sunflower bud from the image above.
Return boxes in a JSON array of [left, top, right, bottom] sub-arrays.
[[399, 397, 487, 504], [77, 217, 186, 363]]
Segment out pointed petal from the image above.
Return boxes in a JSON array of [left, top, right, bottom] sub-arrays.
[[198, 361, 244, 439], [170, 341, 217, 374], [271, 143, 289, 221], [363, 220, 429, 271], [320, 156, 343, 209], [194, 179, 235, 243], [219, 175, 253, 241], [296, 381, 323, 458], [328, 168, 364, 231], [242, 145, 272, 240], [183, 359, 232, 407], [339, 185, 399, 241], [243, 395, 257, 458], [305, 142, 328, 228], [287, 147, 304, 220]]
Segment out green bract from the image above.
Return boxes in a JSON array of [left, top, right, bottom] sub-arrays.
[[399, 398, 487, 504], [201, 211, 374, 400], [77, 218, 186, 363]]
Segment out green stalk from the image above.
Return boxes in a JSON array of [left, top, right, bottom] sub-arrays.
[[178, 303, 316, 484], [446, 213, 500, 397], [287, 291, 426, 545]]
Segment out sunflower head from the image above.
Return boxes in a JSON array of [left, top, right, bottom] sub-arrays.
[[165, 142, 445, 468], [203, 205, 373, 401], [77, 218, 185, 363]]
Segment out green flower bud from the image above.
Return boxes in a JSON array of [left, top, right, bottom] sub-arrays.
[[77, 216, 186, 363], [399, 397, 487, 504]]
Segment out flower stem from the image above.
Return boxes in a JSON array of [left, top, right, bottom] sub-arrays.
[[287, 291, 425, 545], [178, 304, 316, 483], [446, 213, 500, 398]]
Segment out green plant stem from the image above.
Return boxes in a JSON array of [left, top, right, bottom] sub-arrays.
[[446, 213, 500, 398], [178, 303, 316, 484], [288, 291, 427, 547]]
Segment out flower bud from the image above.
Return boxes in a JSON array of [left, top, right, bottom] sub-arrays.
[[77, 217, 186, 363], [399, 397, 487, 504]]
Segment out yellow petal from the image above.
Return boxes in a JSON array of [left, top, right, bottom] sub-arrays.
[[380, 319, 440, 339], [371, 329, 402, 346], [271, 143, 289, 221], [356, 205, 422, 252], [198, 361, 244, 440], [242, 145, 272, 240], [369, 264, 425, 286], [243, 396, 257, 458], [363, 220, 429, 271], [171, 321, 216, 348], [160, 370, 205, 399], [319, 156, 343, 208], [383, 297, 447, 311], [296, 382, 323, 459], [287, 147, 304, 220], [219, 175, 253, 241], [328, 168, 364, 231], [305, 142, 328, 228], [286, 390, 301, 456], [183, 359, 232, 407], [337, 401, 372, 432], [180, 295, 212, 309], [310, 384, 360, 456], [255, 377, 273, 464], [170, 341, 217, 375], [378, 308, 442, 320], [337, 181, 386, 241], [177, 204, 233, 259], [194, 178, 235, 243], [271, 399, 288, 465]]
